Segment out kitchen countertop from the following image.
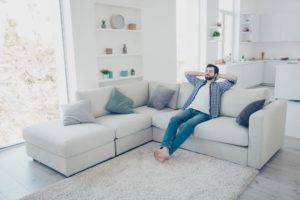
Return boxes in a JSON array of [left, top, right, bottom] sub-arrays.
[[217, 59, 300, 67]]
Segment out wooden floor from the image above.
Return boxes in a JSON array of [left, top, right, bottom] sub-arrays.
[[0, 137, 299, 200]]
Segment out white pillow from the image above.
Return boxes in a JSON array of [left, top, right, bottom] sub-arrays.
[[61, 100, 96, 126]]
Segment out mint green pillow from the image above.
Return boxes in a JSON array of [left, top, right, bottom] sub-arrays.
[[105, 88, 134, 114]]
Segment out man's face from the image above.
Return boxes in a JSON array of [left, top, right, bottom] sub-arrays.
[[205, 67, 217, 81]]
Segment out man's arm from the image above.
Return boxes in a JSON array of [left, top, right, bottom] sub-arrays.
[[184, 71, 206, 77], [184, 71, 205, 86], [217, 73, 238, 81]]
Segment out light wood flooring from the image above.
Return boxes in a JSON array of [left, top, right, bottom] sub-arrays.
[[0, 137, 299, 200]]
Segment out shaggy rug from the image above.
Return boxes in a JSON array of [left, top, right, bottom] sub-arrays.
[[21, 142, 258, 200]]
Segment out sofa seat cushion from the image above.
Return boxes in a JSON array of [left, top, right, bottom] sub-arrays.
[[152, 110, 182, 129], [134, 106, 174, 117], [23, 119, 114, 158], [152, 111, 248, 147], [194, 117, 249, 147], [95, 113, 151, 138]]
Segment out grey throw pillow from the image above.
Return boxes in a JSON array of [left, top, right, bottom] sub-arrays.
[[61, 100, 96, 126], [236, 99, 265, 127], [147, 85, 175, 110]]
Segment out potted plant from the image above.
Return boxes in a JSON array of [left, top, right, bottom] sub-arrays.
[[101, 69, 111, 79], [212, 31, 221, 40]]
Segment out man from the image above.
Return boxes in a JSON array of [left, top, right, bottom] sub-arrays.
[[153, 64, 238, 162]]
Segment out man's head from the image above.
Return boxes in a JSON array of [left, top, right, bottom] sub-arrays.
[[205, 64, 219, 82]]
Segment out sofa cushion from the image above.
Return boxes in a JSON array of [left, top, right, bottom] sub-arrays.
[[134, 106, 174, 117], [95, 113, 151, 138], [194, 117, 249, 146], [23, 119, 114, 158], [116, 80, 149, 108], [236, 99, 265, 127], [152, 110, 182, 130], [177, 82, 194, 109], [61, 100, 96, 126], [152, 111, 248, 147], [147, 85, 175, 110], [76, 86, 113, 117], [149, 81, 179, 109], [220, 88, 270, 118], [106, 88, 134, 114]]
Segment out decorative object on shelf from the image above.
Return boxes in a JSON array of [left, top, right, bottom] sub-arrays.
[[242, 27, 250, 32], [101, 69, 112, 79], [130, 68, 135, 76], [212, 31, 221, 38], [241, 55, 246, 62], [215, 59, 225, 65], [280, 57, 289, 61], [101, 20, 107, 29], [261, 52, 265, 60], [111, 14, 125, 29], [122, 44, 127, 54], [216, 22, 222, 27], [120, 70, 128, 77], [128, 23, 137, 30], [105, 48, 113, 54]]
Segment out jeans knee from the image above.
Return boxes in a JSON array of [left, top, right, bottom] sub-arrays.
[[170, 116, 180, 124]]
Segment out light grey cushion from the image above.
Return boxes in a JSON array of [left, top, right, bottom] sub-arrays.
[[149, 82, 179, 109], [23, 119, 114, 157], [194, 117, 249, 146], [147, 85, 175, 110], [61, 100, 96, 126], [116, 80, 149, 108], [177, 82, 194, 109], [220, 88, 270, 118], [95, 113, 151, 138], [76, 86, 113, 117], [152, 110, 182, 129], [134, 106, 174, 117], [105, 88, 134, 114]]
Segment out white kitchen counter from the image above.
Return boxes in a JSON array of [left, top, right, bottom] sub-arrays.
[[275, 63, 300, 100]]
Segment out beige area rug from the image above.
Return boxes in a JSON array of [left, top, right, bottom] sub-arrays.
[[21, 142, 258, 200]]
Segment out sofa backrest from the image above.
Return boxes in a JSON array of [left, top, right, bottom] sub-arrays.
[[220, 88, 270, 118], [176, 82, 194, 109], [148, 81, 179, 109], [76, 80, 149, 117], [176, 82, 270, 118]]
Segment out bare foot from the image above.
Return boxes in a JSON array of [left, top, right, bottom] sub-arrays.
[[154, 148, 171, 162]]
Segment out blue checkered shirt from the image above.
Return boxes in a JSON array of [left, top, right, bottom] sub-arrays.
[[182, 74, 237, 119]]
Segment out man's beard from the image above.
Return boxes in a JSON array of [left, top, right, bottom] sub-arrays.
[[205, 75, 214, 81]]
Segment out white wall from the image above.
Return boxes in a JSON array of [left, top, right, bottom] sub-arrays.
[[239, 0, 300, 60], [142, 0, 177, 83]]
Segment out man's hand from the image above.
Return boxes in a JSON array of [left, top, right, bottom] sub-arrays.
[[184, 71, 205, 77], [217, 73, 238, 81]]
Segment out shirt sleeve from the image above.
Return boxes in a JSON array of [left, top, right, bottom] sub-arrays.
[[185, 74, 205, 86], [218, 79, 237, 94]]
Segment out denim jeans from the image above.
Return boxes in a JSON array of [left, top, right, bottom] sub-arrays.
[[160, 108, 209, 155]]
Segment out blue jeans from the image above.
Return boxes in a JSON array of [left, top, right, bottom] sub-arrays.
[[160, 108, 209, 155]]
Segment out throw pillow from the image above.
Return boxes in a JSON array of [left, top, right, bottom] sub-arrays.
[[147, 85, 175, 110], [236, 99, 265, 127], [106, 88, 134, 114], [61, 100, 96, 126]]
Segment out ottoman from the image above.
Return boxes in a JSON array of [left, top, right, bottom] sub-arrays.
[[23, 119, 115, 176]]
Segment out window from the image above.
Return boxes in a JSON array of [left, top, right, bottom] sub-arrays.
[[0, 0, 66, 148], [218, 0, 234, 60]]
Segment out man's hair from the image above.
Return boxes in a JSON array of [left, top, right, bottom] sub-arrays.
[[206, 64, 219, 74]]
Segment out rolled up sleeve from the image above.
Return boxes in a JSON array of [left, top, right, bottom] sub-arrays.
[[218, 79, 237, 94], [185, 74, 204, 86]]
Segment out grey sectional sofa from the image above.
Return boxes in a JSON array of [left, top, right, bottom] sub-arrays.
[[23, 80, 287, 176]]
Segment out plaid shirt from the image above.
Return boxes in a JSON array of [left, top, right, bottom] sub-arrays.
[[182, 74, 237, 119]]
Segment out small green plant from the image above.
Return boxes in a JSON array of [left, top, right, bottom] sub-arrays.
[[100, 69, 110, 75], [212, 31, 221, 38]]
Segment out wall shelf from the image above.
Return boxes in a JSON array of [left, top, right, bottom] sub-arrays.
[[96, 28, 142, 33], [94, 2, 141, 10], [97, 53, 142, 58], [98, 75, 143, 83]]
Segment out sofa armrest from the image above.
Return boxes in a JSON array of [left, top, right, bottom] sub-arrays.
[[248, 100, 287, 169]]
